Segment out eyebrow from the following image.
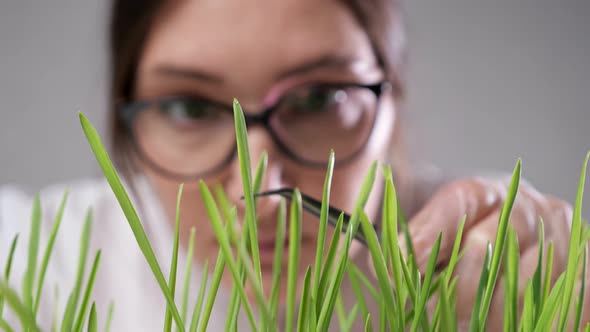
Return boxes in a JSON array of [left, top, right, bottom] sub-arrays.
[[153, 54, 357, 84], [154, 65, 223, 83], [275, 54, 358, 81]]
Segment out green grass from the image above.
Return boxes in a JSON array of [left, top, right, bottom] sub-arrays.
[[0, 100, 588, 331]]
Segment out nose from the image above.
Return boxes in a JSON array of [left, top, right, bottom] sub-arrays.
[[224, 126, 293, 226]]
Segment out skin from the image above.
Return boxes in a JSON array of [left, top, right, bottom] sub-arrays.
[[132, 0, 588, 328]]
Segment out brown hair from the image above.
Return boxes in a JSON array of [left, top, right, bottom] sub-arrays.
[[108, 0, 407, 172]]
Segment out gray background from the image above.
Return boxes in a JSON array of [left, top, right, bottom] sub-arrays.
[[1, 0, 589, 208]]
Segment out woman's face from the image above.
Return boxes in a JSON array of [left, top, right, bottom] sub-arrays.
[[134, 0, 396, 299]]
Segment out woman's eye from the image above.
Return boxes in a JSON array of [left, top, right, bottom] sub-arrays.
[[160, 99, 218, 121], [294, 87, 347, 112]]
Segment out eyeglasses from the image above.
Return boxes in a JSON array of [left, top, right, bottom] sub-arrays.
[[119, 81, 390, 181]]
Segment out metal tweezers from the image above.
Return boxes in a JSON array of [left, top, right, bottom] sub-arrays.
[[253, 188, 379, 247]]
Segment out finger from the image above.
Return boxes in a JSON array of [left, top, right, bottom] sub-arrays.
[[403, 179, 507, 271], [538, 197, 573, 278], [464, 195, 539, 258]]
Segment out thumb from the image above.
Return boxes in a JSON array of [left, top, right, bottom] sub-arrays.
[[402, 178, 506, 272]]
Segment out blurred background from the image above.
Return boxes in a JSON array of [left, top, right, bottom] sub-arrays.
[[1, 0, 589, 208]]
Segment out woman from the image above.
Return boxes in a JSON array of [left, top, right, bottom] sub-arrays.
[[0, 0, 587, 330]]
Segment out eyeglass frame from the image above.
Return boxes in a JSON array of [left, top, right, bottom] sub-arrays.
[[118, 81, 392, 181]]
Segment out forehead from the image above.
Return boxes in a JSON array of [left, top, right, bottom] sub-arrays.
[[140, 0, 377, 84]]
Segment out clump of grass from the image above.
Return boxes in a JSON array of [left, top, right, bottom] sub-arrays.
[[0, 99, 588, 331]]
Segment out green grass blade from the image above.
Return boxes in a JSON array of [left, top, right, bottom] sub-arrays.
[[0, 318, 15, 332], [532, 218, 545, 322], [317, 216, 355, 332], [534, 274, 566, 332], [312, 151, 335, 301], [104, 302, 114, 332], [410, 233, 442, 332], [335, 290, 347, 330], [519, 281, 534, 332], [439, 272, 457, 332], [478, 160, 521, 330], [62, 209, 93, 332], [233, 99, 262, 281], [573, 244, 588, 332], [542, 242, 555, 309], [190, 260, 209, 332], [87, 302, 97, 332], [0, 234, 19, 316], [347, 263, 379, 300], [558, 152, 589, 331], [23, 194, 42, 310], [73, 250, 101, 332], [0, 279, 40, 332], [252, 151, 268, 195], [79, 113, 184, 330], [51, 285, 59, 332], [164, 184, 184, 332], [468, 242, 492, 332], [181, 228, 196, 324], [504, 227, 519, 332], [343, 303, 360, 332], [297, 267, 312, 332], [444, 216, 466, 287], [381, 166, 405, 330], [365, 314, 372, 332], [198, 253, 227, 332], [286, 189, 303, 332], [270, 199, 287, 324], [359, 210, 396, 329], [317, 213, 343, 312], [34, 189, 69, 317], [199, 181, 270, 329]]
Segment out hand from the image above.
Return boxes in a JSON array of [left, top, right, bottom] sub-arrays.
[[373, 176, 587, 330]]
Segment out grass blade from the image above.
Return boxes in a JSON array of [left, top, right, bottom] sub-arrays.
[[317, 213, 343, 311], [80, 113, 184, 331], [164, 184, 184, 332], [532, 218, 545, 323], [87, 302, 97, 332], [317, 215, 355, 331], [104, 302, 114, 332], [0, 318, 15, 332], [181, 228, 196, 324], [198, 253, 227, 332], [0, 234, 19, 316], [312, 151, 335, 302], [297, 267, 312, 332], [199, 181, 270, 329], [23, 194, 42, 310], [34, 190, 68, 317], [410, 233, 442, 332], [270, 199, 287, 325], [359, 210, 396, 329], [558, 152, 589, 331], [504, 227, 519, 332], [573, 244, 588, 332], [0, 279, 40, 331], [190, 260, 209, 332], [478, 160, 521, 330], [233, 99, 262, 282], [286, 189, 303, 332], [468, 242, 492, 332], [73, 250, 101, 332], [62, 209, 93, 332], [534, 274, 566, 332]]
